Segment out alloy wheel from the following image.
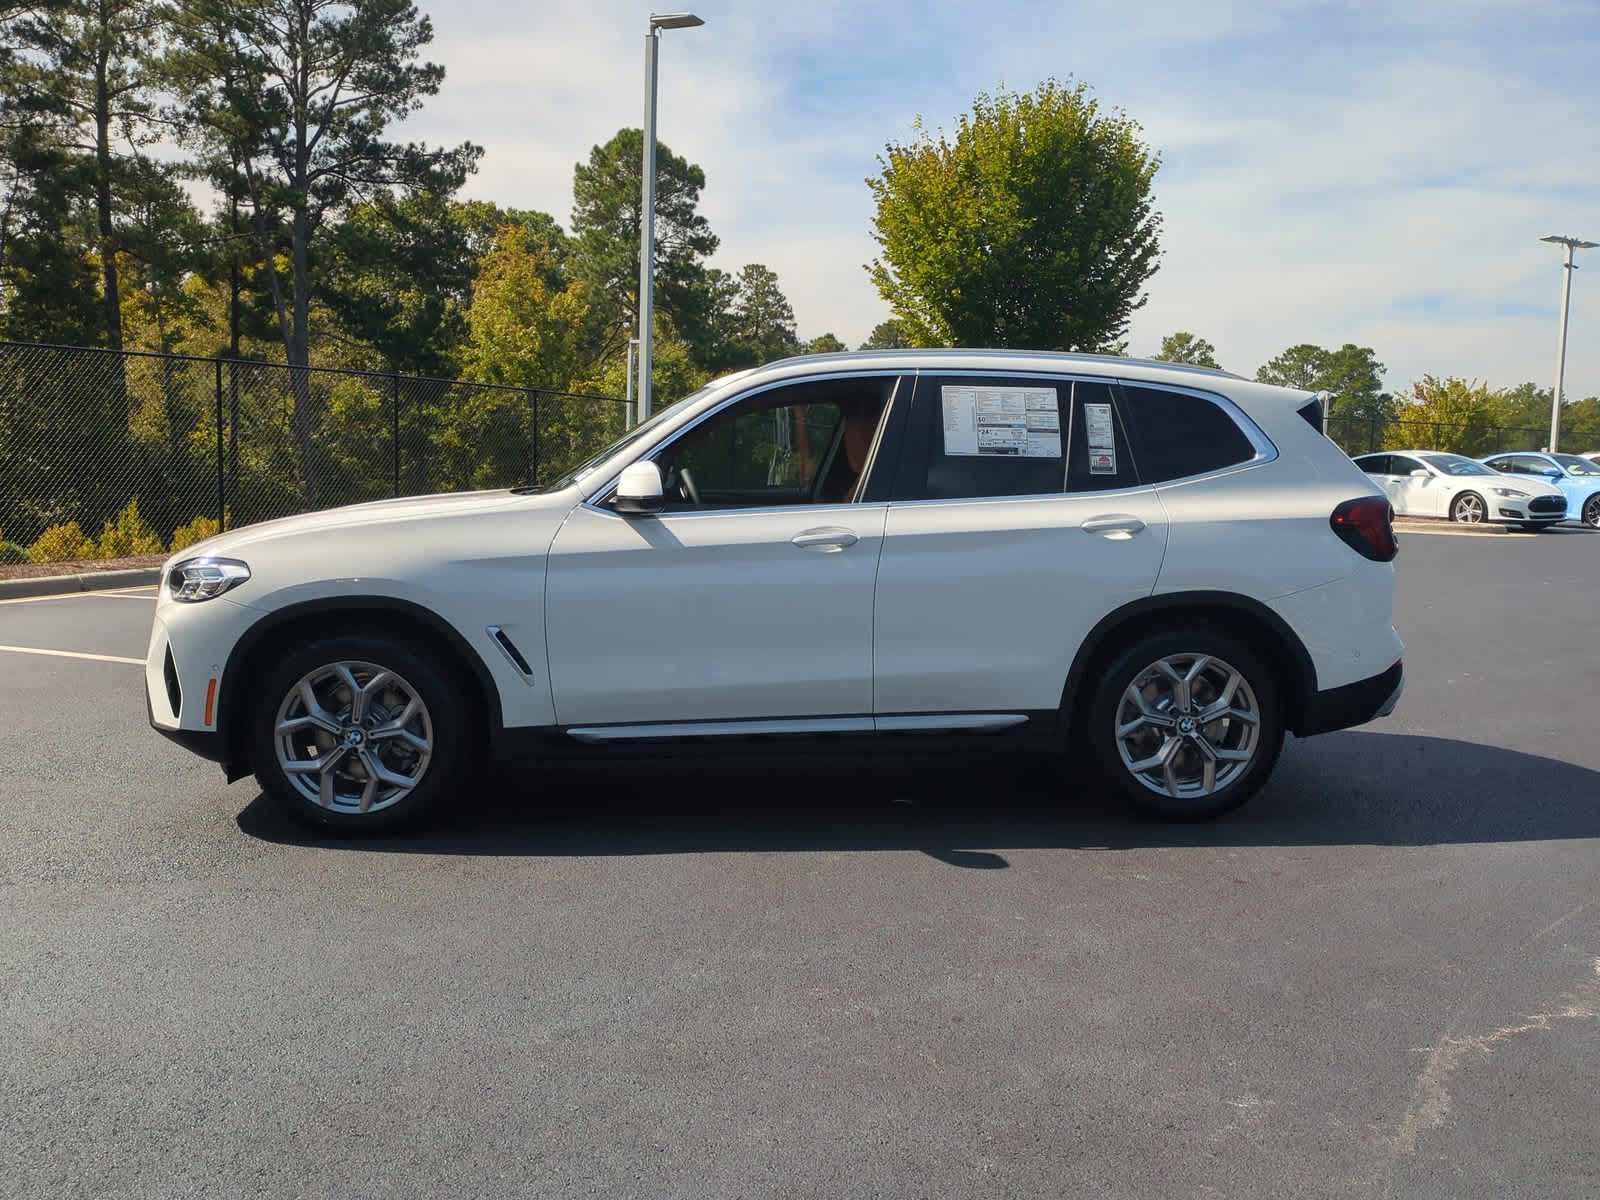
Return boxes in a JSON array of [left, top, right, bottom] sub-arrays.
[[1585, 496, 1600, 528], [1452, 493, 1484, 523], [1114, 653, 1261, 800], [274, 660, 433, 815]]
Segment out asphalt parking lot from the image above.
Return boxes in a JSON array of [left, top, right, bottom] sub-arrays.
[[3, 530, 1597, 1200]]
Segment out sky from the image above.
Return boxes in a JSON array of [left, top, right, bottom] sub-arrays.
[[403, 0, 1600, 399]]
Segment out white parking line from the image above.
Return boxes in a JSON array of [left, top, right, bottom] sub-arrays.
[[0, 643, 144, 666], [0, 586, 158, 606]]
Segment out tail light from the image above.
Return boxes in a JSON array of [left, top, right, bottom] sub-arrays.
[[1330, 497, 1398, 562]]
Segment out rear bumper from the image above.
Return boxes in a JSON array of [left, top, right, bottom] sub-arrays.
[[1295, 659, 1403, 737]]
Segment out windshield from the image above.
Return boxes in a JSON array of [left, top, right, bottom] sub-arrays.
[[1551, 453, 1600, 476], [1421, 453, 1493, 476], [515, 384, 717, 494]]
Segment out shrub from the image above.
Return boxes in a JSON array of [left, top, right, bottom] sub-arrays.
[[0, 540, 29, 565], [94, 499, 165, 559], [169, 514, 221, 552], [28, 521, 97, 563]]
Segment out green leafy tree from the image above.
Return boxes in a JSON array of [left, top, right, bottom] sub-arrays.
[[867, 78, 1161, 351], [569, 127, 717, 359], [169, 0, 480, 501], [1255, 343, 1323, 390], [804, 332, 846, 355], [1153, 331, 1220, 368], [859, 318, 909, 350], [463, 223, 589, 391], [1491, 382, 1553, 433], [2, 0, 174, 350], [726, 262, 798, 365], [1388, 376, 1500, 455], [321, 193, 503, 377], [1257, 342, 1391, 424], [457, 222, 591, 486], [1559, 397, 1600, 453]]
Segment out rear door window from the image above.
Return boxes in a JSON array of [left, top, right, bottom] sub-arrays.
[[1117, 385, 1256, 483], [1353, 454, 1389, 475], [1388, 455, 1425, 475], [890, 375, 1068, 500]]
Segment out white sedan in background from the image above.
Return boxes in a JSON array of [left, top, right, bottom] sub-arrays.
[[1352, 450, 1567, 527]]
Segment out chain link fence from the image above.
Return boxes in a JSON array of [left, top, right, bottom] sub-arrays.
[[0, 340, 627, 557], [1325, 415, 1556, 460]]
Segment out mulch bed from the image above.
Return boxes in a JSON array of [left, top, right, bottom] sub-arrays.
[[0, 553, 166, 582]]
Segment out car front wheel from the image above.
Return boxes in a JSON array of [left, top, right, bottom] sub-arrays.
[[1450, 492, 1486, 523], [1086, 630, 1285, 820], [250, 632, 471, 832], [1583, 495, 1600, 528]]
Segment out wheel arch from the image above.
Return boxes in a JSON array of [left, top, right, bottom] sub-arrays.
[[1058, 591, 1318, 738], [217, 596, 504, 780]]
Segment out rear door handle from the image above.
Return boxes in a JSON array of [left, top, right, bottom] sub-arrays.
[[1080, 514, 1146, 540], [791, 526, 859, 552]]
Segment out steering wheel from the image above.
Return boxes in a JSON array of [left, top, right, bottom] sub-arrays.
[[678, 466, 701, 506]]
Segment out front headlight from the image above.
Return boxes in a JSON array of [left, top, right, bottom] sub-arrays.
[[167, 557, 251, 603], [1490, 486, 1528, 498]]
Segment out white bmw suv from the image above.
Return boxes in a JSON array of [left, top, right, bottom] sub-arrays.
[[147, 351, 1403, 831]]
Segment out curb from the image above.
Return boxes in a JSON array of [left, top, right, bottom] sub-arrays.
[[1393, 520, 1507, 536], [0, 567, 161, 601]]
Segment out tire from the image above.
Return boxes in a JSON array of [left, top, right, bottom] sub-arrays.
[[1583, 495, 1600, 529], [1084, 628, 1285, 821], [250, 630, 473, 833], [1451, 491, 1486, 524]]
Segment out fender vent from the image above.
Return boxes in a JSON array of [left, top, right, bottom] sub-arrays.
[[487, 626, 534, 677]]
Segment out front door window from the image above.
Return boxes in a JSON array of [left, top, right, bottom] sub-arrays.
[[648, 377, 894, 510]]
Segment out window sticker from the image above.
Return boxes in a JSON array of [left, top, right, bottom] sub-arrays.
[[1084, 402, 1115, 450], [1089, 449, 1118, 475], [941, 386, 1060, 457]]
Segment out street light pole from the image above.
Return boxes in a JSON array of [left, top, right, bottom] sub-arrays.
[[637, 12, 703, 422], [1540, 234, 1597, 452], [624, 337, 638, 429]]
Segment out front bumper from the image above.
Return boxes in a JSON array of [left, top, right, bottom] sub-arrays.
[[145, 687, 230, 763], [1296, 659, 1403, 737]]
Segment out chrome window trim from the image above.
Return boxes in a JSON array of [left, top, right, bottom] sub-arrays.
[[584, 370, 906, 515], [910, 369, 1279, 495]]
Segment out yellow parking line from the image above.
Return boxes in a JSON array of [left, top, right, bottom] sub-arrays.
[[0, 585, 157, 606], [0, 643, 144, 666]]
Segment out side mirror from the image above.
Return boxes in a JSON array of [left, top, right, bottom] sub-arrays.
[[1546, 468, 1563, 479], [1410, 469, 1429, 478], [614, 460, 664, 515]]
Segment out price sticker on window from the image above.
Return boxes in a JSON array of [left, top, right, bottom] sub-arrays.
[[942, 386, 1060, 457]]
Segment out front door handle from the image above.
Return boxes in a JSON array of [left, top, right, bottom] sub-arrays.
[[792, 526, 859, 552], [1080, 514, 1146, 540]]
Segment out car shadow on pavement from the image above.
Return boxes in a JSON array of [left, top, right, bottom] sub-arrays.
[[235, 730, 1600, 867]]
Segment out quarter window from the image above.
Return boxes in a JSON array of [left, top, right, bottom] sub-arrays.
[[1117, 385, 1256, 483]]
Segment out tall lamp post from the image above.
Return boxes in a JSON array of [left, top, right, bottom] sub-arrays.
[[637, 11, 704, 421], [1540, 234, 1597, 452]]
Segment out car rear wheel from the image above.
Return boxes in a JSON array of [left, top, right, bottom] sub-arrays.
[[1583, 495, 1600, 528], [1451, 492, 1486, 523], [1085, 629, 1285, 821], [250, 632, 472, 832]]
